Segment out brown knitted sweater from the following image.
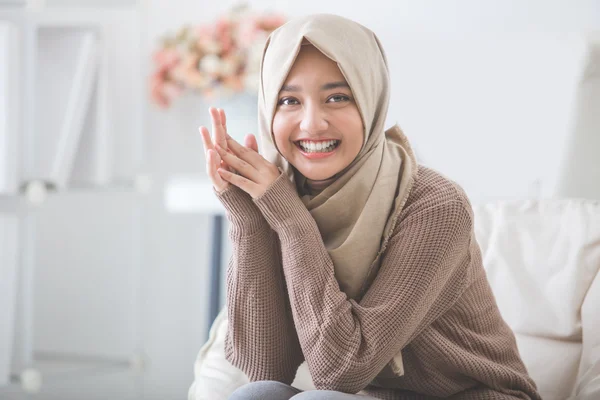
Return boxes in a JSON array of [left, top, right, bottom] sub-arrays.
[[218, 165, 542, 400]]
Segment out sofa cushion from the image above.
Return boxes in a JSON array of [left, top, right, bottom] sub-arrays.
[[574, 269, 600, 399], [473, 199, 600, 399], [473, 199, 600, 340], [514, 333, 581, 400], [187, 309, 248, 400]]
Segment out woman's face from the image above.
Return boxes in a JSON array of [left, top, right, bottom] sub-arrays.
[[272, 44, 364, 181]]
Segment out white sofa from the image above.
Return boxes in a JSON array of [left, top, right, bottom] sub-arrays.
[[188, 198, 600, 400]]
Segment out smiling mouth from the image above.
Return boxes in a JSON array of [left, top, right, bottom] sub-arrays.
[[295, 139, 341, 154]]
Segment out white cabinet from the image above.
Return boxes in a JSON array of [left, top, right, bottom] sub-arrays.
[[0, 2, 145, 391], [33, 27, 101, 188], [0, 214, 18, 386], [0, 20, 20, 195], [0, 5, 144, 193]]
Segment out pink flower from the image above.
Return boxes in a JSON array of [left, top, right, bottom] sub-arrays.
[[198, 35, 221, 54], [202, 88, 216, 100], [196, 24, 213, 38], [150, 7, 287, 107], [149, 68, 184, 108], [218, 31, 234, 55], [163, 81, 184, 99], [150, 73, 170, 108], [223, 74, 244, 91], [182, 69, 208, 89], [237, 16, 259, 48], [215, 17, 231, 36], [257, 14, 286, 31], [153, 48, 180, 68]]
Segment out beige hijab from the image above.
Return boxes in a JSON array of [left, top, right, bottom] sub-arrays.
[[257, 14, 418, 375]]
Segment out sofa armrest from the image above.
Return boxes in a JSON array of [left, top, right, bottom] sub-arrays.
[[188, 308, 249, 400], [573, 269, 600, 399]]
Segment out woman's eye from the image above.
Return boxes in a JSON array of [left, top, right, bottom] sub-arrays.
[[327, 95, 350, 103], [278, 97, 299, 106]]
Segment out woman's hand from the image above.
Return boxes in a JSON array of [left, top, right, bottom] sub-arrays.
[[215, 136, 281, 199], [199, 107, 258, 193]]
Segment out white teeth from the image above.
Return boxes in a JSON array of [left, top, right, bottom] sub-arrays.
[[298, 140, 338, 153]]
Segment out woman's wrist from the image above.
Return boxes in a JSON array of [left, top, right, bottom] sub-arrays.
[[253, 173, 316, 241], [215, 185, 268, 235]]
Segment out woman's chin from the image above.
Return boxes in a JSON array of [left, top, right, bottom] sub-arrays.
[[291, 162, 342, 182], [298, 170, 338, 182]]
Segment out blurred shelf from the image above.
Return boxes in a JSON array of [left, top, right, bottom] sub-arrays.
[[0, 1, 140, 10], [46, 178, 149, 193], [0, 20, 20, 195], [41, 0, 140, 7], [0, 0, 146, 392], [0, 0, 26, 7], [0, 179, 149, 215], [0, 356, 142, 400], [0, 5, 144, 195]]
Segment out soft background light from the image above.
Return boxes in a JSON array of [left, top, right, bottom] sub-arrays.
[[1, 0, 599, 399]]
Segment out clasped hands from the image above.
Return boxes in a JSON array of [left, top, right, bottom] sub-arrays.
[[199, 107, 281, 199]]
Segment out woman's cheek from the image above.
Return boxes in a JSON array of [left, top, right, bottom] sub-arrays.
[[272, 118, 292, 154], [271, 117, 282, 151], [272, 131, 288, 157]]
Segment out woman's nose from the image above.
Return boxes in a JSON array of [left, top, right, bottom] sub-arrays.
[[299, 104, 328, 134]]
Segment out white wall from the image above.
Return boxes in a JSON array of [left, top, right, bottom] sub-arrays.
[[146, 0, 599, 201], [23, 1, 599, 399]]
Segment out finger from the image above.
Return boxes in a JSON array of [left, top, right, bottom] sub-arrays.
[[215, 145, 260, 181], [207, 150, 227, 189], [218, 168, 259, 197], [207, 147, 222, 173], [219, 108, 237, 142], [201, 125, 235, 172], [209, 107, 228, 150], [244, 134, 258, 153], [220, 158, 238, 175], [199, 126, 214, 156], [218, 108, 227, 132], [226, 136, 264, 167]]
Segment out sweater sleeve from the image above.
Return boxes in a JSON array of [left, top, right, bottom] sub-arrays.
[[216, 185, 304, 384], [253, 174, 473, 393]]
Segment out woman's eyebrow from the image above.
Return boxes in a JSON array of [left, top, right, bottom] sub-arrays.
[[321, 81, 350, 90], [279, 81, 350, 93]]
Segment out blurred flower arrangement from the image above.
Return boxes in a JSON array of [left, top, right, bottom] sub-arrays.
[[150, 4, 286, 108]]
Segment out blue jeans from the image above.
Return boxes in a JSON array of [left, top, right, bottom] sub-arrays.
[[229, 381, 376, 399]]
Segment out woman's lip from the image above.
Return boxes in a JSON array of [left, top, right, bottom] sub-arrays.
[[294, 139, 340, 143], [295, 142, 339, 159]]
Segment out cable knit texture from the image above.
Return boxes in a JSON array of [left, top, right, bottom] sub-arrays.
[[217, 166, 542, 400]]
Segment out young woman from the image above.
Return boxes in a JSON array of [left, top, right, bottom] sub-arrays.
[[199, 13, 541, 400]]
